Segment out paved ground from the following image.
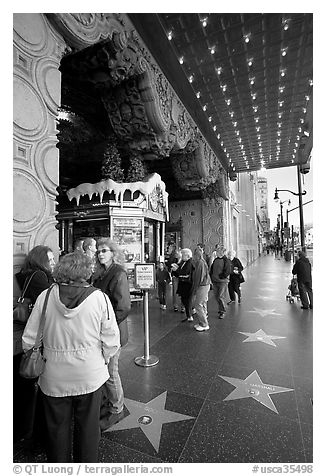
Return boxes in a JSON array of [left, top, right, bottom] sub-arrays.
[[14, 254, 313, 463]]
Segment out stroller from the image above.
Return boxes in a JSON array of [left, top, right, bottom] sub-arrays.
[[286, 276, 300, 304]]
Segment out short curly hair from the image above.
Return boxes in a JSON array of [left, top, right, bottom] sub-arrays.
[[53, 252, 93, 284]]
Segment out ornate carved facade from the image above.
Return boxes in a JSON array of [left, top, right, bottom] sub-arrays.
[[13, 13, 230, 266]]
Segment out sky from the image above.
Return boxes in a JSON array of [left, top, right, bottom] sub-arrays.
[[264, 159, 313, 229]]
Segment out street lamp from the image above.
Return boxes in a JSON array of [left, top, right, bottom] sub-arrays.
[[274, 181, 307, 250]]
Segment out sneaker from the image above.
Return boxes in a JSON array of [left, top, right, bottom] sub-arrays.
[[227, 300, 235, 305], [195, 324, 210, 332], [174, 307, 178, 312], [218, 313, 225, 319], [162, 305, 166, 309], [181, 308, 185, 313], [160, 304, 164, 309], [187, 316, 194, 322]]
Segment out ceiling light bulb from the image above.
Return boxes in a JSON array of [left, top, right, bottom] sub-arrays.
[[216, 66, 222, 75], [196, 91, 201, 98], [309, 79, 313, 86], [217, 133, 221, 139], [208, 116, 212, 122], [255, 117, 259, 123], [226, 99, 231, 105], [256, 126, 260, 132], [202, 104, 207, 111], [221, 141, 224, 146], [179, 56, 184, 64], [213, 125, 217, 131], [250, 77, 255, 85], [221, 84, 227, 92], [210, 46, 215, 54], [167, 31, 173, 41], [232, 121, 237, 127], [202, 18, 208, 27], [280, 69, 286, 77], [303, 107, 307, 113], [229, 111, 234, 117], [244, 33, 251, 43], [279, 86, 285, 93], [281, 47, 288, 57], [300, 118, 304, 123]]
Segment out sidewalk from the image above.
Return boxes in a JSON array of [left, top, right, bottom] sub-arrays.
[[14, 254, 313, 463]]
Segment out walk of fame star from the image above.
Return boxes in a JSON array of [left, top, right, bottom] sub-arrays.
[[104, 391, 194, 452], [219, 370, 294, 413], [238, 329, 286, 347], [247, 307, 281, 318]]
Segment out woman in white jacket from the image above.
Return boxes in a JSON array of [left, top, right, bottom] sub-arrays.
[[22, 252, 120, 463]]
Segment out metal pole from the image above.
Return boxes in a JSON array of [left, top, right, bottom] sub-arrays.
[[143, 290, 150, 360], [291, 225, 295, 263], [280, 202, 284, 256], [134, 290, 159, 367], [297, 165, 305, 251]]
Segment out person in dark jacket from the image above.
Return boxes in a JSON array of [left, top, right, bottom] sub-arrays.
[[171, 248, 194, 322], [209, 245, 232, 318], [156, 261, 171, 309], [191, 247, 211, 331], [292, 250, 313, 309], [227, 250, 244, 304], [14, 245, 55, 447], [166, 244, 182, 311], [93, 237, 131, 430]]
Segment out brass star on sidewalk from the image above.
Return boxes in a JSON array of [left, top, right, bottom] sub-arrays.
[[219, 370, 294, 413], [238, 329, 287, 347], [248, 307, 281, 318], [105, 391, 194, 452]]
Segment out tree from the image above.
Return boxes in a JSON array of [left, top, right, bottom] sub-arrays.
[[125, 153, 147, 182], [101, 141, 124, 182]]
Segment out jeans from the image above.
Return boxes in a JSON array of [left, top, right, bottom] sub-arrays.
[[193, 284, 210, 326], [298, 281, 313, 308], [102, 349, 124, 415], [228, 277, 241, 301], [41, 386, 103, 463], [212, 281, 228, 314], [158, 281, 167, 305]]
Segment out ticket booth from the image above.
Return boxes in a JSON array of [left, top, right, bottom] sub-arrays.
[[56, 173, 169, 299]]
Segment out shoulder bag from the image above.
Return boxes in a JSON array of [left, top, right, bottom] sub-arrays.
[[19, 285, 53, 379], [13, 271, 38, 323]]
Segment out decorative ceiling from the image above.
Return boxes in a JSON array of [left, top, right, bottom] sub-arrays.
[[129, 13, 313, 174]]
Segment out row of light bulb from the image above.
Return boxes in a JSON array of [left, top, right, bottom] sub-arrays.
[[165, 15, 310, 172]]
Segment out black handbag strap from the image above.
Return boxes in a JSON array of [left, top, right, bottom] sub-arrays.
[[20, 271, 38, 300], [33, 284, 55, 350]]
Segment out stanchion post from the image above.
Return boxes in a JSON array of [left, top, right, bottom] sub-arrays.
[[134, 263, 159, 367]]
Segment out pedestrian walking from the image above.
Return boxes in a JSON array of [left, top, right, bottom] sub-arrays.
[[156, 261, 171, 309], [292, 250, 313, 310], [209, 245, 232, 319], [191, 247, 211, 331], [166, 245, 183, 312], [227, 250, 244, 304]]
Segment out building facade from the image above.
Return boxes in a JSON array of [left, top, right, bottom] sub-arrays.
[[13, 13, 260, 269]]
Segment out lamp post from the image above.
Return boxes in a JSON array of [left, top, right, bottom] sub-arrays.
[[274, 184, 307, 250]]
